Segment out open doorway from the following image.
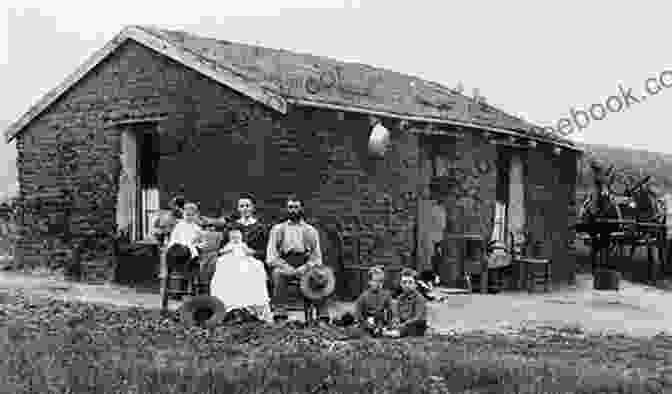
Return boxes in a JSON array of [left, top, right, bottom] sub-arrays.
[[492, 149, 511, 247], [492, 148, 526, 248], [116, 122, 160, 242]]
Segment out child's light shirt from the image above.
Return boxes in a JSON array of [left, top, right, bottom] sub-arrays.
[[167, 220, 203, 257]]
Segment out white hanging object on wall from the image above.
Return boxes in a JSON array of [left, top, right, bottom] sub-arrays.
[[455, 81, 464, 94], [368, 122, 391, 157]]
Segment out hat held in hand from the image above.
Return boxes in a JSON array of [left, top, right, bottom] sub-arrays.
[[300, 265, 336, 301]]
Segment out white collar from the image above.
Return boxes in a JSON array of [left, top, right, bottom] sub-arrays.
[[237, 216, 258, 226]]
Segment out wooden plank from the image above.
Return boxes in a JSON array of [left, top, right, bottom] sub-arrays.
[[444, 233, 484, 240]]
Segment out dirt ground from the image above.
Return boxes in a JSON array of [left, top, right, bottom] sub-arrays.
[[2, 269, 671, 338]]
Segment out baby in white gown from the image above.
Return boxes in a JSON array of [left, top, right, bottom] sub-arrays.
[[210, 229, 272, 322], [219, 229, 256, 258]]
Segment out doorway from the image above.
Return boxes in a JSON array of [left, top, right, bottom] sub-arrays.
[[492, 148, 526, 247], [507, 152, 526, 243], [116, 122, 160, 242]]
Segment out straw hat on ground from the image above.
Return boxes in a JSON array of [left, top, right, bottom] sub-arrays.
[[300, 265, 336, 301]]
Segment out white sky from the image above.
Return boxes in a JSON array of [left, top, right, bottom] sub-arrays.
[[2, 1, 672, 153]]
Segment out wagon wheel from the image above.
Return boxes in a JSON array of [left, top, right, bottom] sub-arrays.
[[622, 186, 663, 259]]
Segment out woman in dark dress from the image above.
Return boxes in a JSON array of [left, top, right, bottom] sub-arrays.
[[224, 194, 269, 262], [212, 194, 271, 320]]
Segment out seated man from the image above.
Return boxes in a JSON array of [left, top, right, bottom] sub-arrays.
[[384, 268, 428, 338], [266, 195, 329, 323]]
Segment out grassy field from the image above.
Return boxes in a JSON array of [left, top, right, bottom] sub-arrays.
[[1, 290, 670, 393]]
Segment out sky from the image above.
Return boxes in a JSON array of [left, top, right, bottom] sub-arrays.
[[2, 0, 672, 165]]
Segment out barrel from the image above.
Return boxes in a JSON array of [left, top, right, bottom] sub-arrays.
[[167, 271, 188, 300]]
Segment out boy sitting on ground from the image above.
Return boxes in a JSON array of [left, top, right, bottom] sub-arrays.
[[352, 266, 393, 337], [383, 268, 428, 338]]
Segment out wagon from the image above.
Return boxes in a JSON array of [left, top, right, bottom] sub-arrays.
[[574, 164, 668, 287]]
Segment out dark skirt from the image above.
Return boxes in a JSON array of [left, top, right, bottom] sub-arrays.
[[166, 244, 199, 277]]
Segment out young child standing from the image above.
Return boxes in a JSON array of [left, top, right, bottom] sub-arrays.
[[384, 268, 428, 338], [167, 202, 205, 258], [163, 202, 206, 296], [353, 266, 393, 337]]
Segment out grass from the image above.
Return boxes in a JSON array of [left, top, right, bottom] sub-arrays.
[[0, 292, 666, 393]]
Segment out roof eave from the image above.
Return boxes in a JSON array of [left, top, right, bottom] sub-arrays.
[[4, 25, 582, 155], [286, 98, 583, 152], [4, 25, 288, 143], [4, 30, 130, 143]]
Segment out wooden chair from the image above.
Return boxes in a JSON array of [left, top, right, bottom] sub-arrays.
[[485, 238, 514, 292], [192, 231, 224, 295], [443, 234, 489, 293], [511, 232, 551, 293], [159, 230, 224, 309], [286, 276, 318, 324]]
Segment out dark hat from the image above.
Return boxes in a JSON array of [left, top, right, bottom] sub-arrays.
[[300, 265, 336, 301], [179, 295, 228, 328]]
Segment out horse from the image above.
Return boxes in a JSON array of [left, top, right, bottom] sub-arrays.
[[577, 167, 667, 278]]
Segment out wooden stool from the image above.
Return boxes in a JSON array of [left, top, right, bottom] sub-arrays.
[[487, 265, 510, 292], [517, 257, 551, 293], [509, 232, 551, 293]]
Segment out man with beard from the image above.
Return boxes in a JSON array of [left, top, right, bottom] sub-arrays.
[[266, 195, 329, 324]]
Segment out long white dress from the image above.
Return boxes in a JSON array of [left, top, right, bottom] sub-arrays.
[[210, 241, 272, 321]]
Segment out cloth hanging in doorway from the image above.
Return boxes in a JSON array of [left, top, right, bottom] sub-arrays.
[[487, 201, 511, 268]]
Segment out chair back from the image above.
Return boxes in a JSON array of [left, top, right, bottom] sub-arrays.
[[195, 231, 223, 285], [510, 230, 546, 259]]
